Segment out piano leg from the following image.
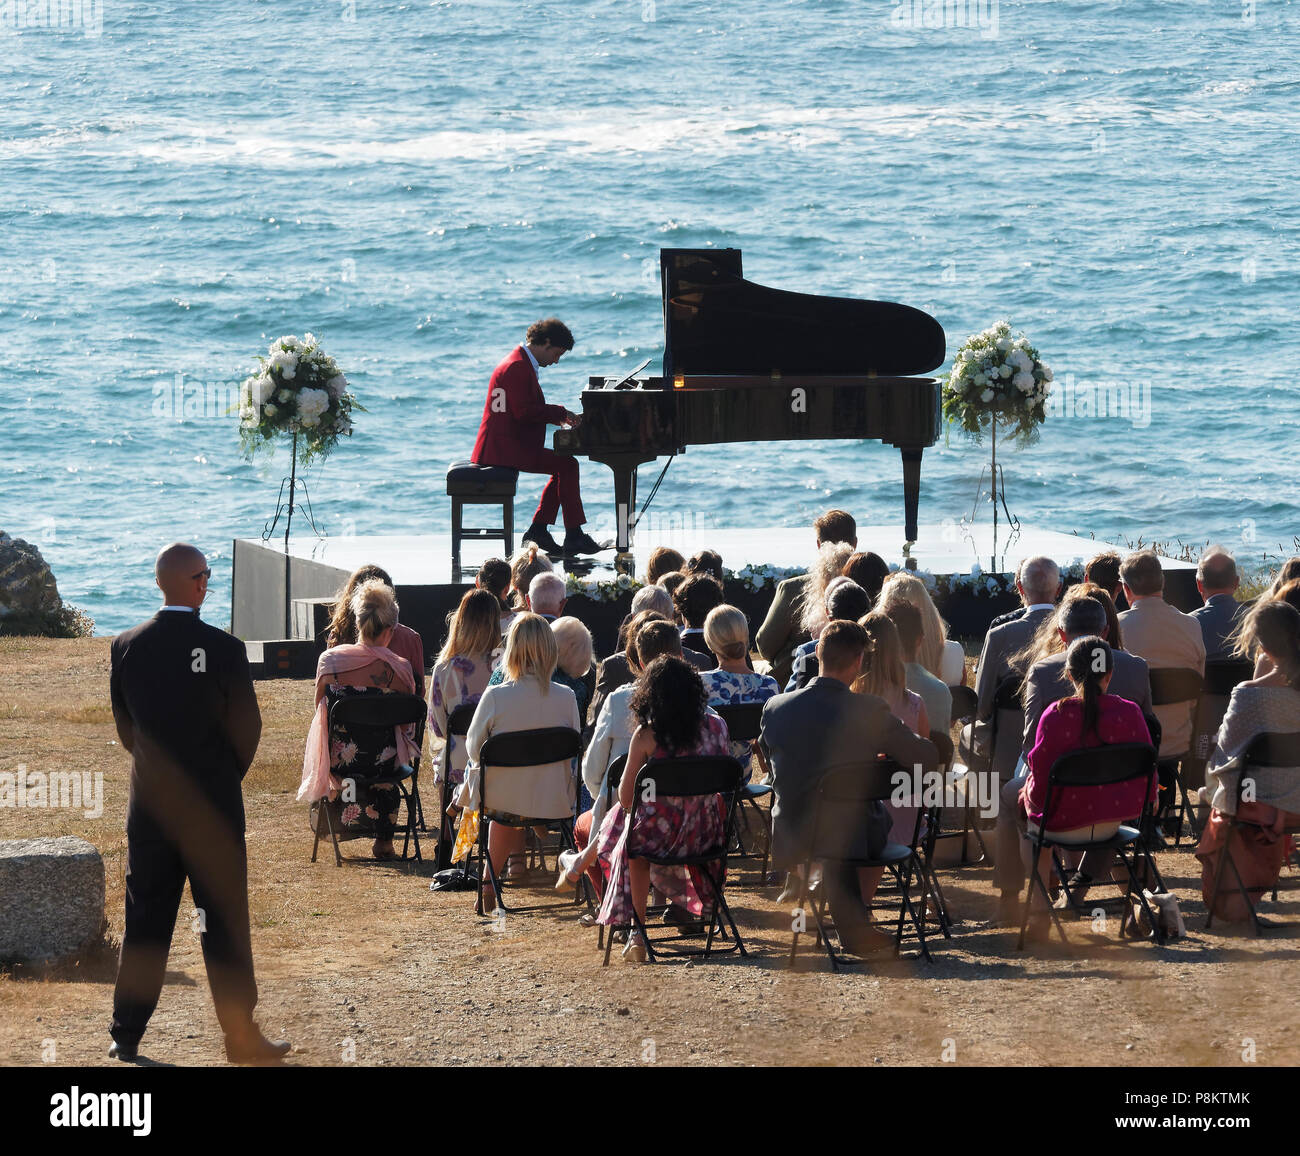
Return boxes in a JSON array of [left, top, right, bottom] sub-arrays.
[[900, 447, 923, 557], [612, 463, 638, 572]]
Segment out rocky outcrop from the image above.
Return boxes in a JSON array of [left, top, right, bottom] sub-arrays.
[[0, 531, 93, 637]]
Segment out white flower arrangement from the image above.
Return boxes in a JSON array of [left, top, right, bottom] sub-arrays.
[[724, 562, 803, 592], [942, 320, 1052, 446], [564, 571, 645, 603], [239, 333, 361, 464]]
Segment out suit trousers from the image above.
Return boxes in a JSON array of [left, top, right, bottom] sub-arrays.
[[514, 447, 585, 529], [111, 835, 258, 1046]]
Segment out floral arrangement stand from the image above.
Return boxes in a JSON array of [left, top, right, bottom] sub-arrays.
[[942, 320, 1052, 572], [239, 334, 358, 637]]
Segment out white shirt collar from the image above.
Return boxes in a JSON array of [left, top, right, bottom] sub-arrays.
[[160, 605, 197, 613], [522, 344, 540, 375], [1025, 603, 1055, 614]]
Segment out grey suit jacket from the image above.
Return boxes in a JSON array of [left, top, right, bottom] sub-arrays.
[[1022, 648, 1153, 751], [755, 573, 810, 690], [1191, 593, 1247, 661], [760, 677, 937, 870], [970, 606, 1054, 777]]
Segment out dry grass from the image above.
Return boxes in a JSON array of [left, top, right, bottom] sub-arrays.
[[2, 638, 1299, 1068]]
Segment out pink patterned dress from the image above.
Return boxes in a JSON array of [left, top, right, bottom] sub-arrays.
[[595, 712, 731, 926]]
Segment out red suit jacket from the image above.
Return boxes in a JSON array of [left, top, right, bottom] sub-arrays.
[[471, 346, 567, 466]]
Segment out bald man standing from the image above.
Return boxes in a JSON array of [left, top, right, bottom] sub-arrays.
[[108, 543, 289, 1064]]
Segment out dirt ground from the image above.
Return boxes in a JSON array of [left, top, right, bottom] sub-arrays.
[[2, 635, 1297, 1068]]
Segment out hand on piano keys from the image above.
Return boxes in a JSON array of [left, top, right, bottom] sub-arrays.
[[562, 409, 583, 429]]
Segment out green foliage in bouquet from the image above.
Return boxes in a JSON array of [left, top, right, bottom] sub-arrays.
[[238, 334, 361, 465]]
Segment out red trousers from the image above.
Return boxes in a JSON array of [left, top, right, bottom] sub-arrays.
[[512, 447, 585, 529]]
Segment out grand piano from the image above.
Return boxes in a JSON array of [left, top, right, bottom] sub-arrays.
[[554, 248, 945, 566]]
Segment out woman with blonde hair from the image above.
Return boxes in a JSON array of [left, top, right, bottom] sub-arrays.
[[878, 571, 965, 685], [325, 563, 425, 697], [299, 579, 420, 860], [1198, 599, 1300, 922], [509, 544, 553, 612], [1010, 582, 1125, 677], [799, 541, 854, 640], [700, 604, 779, 777], [450, 613, 580, 911], [428, 589, 502, 803], [551, 615, 595, 721]]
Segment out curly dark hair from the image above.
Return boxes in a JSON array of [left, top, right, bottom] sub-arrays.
[[525, 317, 574, 350], [630, 654, 708, 755], [672, 572, 724, 629]]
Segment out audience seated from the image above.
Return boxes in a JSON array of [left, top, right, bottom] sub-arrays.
[[451, 614, 581, 911], [476, 557, 515, 634], [761, 620, 938, 955], [794, 542, 854, 653], [1196, 600, 1300, 922], [1017, 637, 1158, 933], [880, 596, 952, 731], [685, 549, 725, 583], [841, 551, 890, 605], [672, 572, 724, 664], [756, 508, 857, 690], [1191, 546, 1249, 660], [959, 555, 1061, 776], [644, 546, 685, 586], [428, 589, 501, 799], [1118, 550, 1206, 766], [301, 580, 420, 861], [528, 571, 568, 622], [878, 571, 967, 686], [699, 604, 779, 776], [994, 591, 1153, 915], [561, 619, 685, 899], [593, 655, 734, 962], [787, 577, 872, 691], [326, 564, 426, 698]]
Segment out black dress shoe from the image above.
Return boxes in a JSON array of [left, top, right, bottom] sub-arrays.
[[108, 1039, 138, 1062], [224, 1028, 292, 1064], [563, 529, 608, 557], [522, 522, 562, 556]]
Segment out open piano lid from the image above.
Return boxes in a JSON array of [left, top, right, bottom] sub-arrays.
[[660, 247, 946, 383]]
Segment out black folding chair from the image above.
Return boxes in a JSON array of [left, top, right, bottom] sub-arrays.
[[313, 689, 426, 865], [468, 725, 583, 916], [714, 702, 773, 879], [988, 675, 1025, 777], [600, 754, 747, 965], [435, 702, 478, 871], [1149, 667, 1206, 846], [592, 754, 626, 952], [789, 759, 935, 971], [934, 687, 988, 867], [1204, 730, 1300, 935], [1017, 742, 1164, 949]]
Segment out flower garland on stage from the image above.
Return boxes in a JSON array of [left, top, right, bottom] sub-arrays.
[[563, 562, 802, 603]]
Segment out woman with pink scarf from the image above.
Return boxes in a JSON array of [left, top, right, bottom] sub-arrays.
[[298, 579, 420, 860]]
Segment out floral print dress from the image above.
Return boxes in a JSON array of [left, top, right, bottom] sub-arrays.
[[428, 654, 494, 788], [699, 668, 779, 779], [595, 712, 732, 926]]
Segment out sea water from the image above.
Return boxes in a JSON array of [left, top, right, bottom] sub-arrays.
[[1, 0, 1296, 633]]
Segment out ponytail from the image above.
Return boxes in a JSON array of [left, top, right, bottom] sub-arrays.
[[1065, 635, 1112, 740]]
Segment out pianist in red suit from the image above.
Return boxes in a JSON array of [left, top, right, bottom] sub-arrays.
[[471, 318, 605, 558]]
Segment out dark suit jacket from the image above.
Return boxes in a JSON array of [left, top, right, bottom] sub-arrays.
[[586, 646, 712, 737], [755, 572, 810, 690], [760, 677, 938, 870], [1022, 647, 1153, 751], [1191, 593, 1248, 661], [471, 345, 567, 466], [110, 610, 262, 841]]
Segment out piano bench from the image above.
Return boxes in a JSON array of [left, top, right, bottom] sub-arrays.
[[446, 461, 519, 579]]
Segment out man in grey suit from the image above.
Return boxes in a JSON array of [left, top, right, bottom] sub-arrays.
[[760, 620, 938, 955], [1190, 546, 1248, 660], [993, 593, 1153, 917], [755, 508, 857, 689], [959, 555, 1061, 779]]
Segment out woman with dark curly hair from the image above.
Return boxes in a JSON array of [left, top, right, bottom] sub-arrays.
[[593, 655, 732, 961]]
